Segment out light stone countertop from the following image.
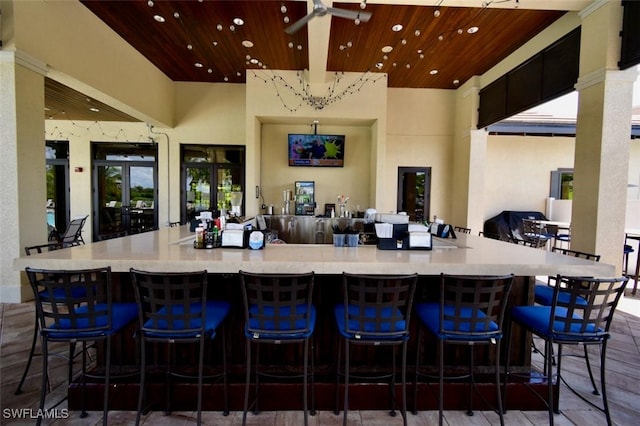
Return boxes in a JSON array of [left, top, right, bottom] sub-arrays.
[[14, 225, 616, 278]]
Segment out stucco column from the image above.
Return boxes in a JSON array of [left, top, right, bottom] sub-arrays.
[[452, 77, 486, 232], [0, 51, 47, 302], [570, 2, 637, 272]]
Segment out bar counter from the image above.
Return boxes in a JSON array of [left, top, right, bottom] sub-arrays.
[[13, 226, 615, 412], [14, 225, 614, 277]]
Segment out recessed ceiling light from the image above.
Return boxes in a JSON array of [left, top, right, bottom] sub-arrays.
[[250, 58, 259, 64], [415, 30, 421, 36], [434, 9, 441, 17], [208, 68, 213, 74], [281, 4, 287, 14], [147, 0, 154, 7], [453, 79, 460, 85], [153, 15, 165, 23], [242, 40, 254, 48], [216, 24, 223, 31], [195, 62, 203, 68], [467, 26, 479, 34], [381, 46, 393, 53], [392, 24, 403, 32], [376, 62, 383, 69], [284, 16, 290, 23], [173, 12, 179, 19], [212, 41, 218, 46], [89, 107, 100, 113], [233, 18, 244, 26], [430, 69, 438, 75]]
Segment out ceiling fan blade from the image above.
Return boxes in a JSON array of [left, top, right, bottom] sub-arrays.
[[284, 12, 316, 35], [326, 7, 372, 22]]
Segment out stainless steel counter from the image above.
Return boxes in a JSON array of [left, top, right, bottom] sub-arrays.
[[261, 214, 365, 244]]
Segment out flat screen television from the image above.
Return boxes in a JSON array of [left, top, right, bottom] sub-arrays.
[[288, 134, 345, 167]]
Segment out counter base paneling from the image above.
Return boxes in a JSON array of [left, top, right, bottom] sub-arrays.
[[66, 273, 542, 412]]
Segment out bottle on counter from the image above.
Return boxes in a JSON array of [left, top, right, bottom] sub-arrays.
[[205, 223, 214, 249], [195, 225, 205, 249]]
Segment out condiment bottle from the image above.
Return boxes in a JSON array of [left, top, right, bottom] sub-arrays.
[[205, 223, 214, 249], [195, 226, 204, 249]]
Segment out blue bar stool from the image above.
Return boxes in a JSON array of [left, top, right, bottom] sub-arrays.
[[334, 273, 418, 426], [532, 247, 602, 393], [505, 275, 628, 425], [130, 269, 231, 425], [25, 266, 138, 426], [413, 273, 514, 426], [239, 270, 316, 426]]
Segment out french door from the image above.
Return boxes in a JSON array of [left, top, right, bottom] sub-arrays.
[[46, 141, 70, 238], [92, 143, 157, 240], [181, 145, 245, 224]]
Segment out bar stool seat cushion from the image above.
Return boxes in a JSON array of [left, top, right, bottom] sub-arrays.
[[534, 285, 589, 306], [39, 286, 88, 300], [245, 304, 316, 339], [142, 301, 231, 338], [50, 302, 137, 338], [334, 304, 407, 339], [511, 305, 603, 340], [416, 302, 499, 341]]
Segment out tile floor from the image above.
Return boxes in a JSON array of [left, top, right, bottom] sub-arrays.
[[2, 289, 639, 425]]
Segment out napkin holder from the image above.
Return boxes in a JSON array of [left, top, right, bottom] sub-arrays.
[[376, 223, 409, 250]]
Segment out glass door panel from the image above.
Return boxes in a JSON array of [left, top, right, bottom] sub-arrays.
[[397, 167, 430, 223], [186, 166, 211, 222], [216, 167, 243, 215], [97, 165, 124, 235], [129, 166, 156, 233]]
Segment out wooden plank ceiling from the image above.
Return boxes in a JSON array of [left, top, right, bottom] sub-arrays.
[[47, 0, 568, 121]]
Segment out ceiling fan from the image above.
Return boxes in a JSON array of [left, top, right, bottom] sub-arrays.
[[285, 0, 373, 34]]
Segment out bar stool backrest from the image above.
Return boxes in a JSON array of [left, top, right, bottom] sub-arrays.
[[130, 269, 209, 337], [341, 273, 418, 341], [548, 275, 628, 339], [26, 266, 111, 335], [439, 274, 514, 340], [240, 271, 315, 338]]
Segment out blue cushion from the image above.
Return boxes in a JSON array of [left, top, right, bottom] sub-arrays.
[[39, 286, 88, 301], [534, 285, 589, 306], [48, 302, 137, 338], [245, 304, 315, 339], [143, 301, 231, 338], [416, 302, 499, 341], [334, 304, 407, 340], [511, 305, 603, 341]]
